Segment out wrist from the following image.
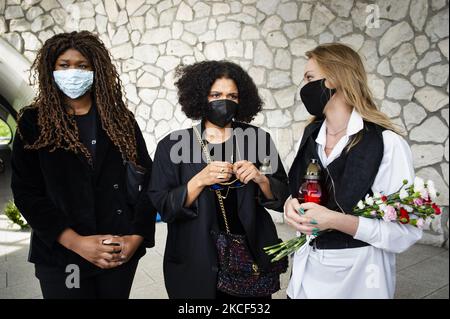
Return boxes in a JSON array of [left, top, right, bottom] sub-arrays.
[[327, 212, 359, 237], [58, 228, 81, 252], [327, 210, 341, 230], [129, 234, 144, 245], [255, 174, 269, 185], [192, 173, 205, 189]]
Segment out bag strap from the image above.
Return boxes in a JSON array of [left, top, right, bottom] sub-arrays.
[[193, 125, 231, 234]]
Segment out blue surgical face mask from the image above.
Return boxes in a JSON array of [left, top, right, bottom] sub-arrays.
[[53, 69, 94, 99]]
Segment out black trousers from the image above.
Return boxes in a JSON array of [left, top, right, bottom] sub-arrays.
[[35, 259, 139, 299]]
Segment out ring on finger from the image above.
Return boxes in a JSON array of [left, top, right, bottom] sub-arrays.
[[312, 228, 320, 236]]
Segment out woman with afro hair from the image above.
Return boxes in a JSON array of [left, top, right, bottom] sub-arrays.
[[149, 60, 290, 299], [11, 31, 156, 298]]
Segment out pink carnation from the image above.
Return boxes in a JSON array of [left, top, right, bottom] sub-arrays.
[[413, 198, 423, 206], [383, 205, 397, 222]]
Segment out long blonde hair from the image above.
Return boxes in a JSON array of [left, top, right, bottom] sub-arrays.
[[305, 43, 402, 150]]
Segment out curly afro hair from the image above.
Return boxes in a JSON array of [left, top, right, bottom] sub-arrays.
[[174, 60, 263, 123]]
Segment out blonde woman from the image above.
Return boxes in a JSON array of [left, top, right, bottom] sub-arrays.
[[284, 43, 422, 299]]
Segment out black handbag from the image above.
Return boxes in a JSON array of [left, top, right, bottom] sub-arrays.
[[212, 190, 288, 297], [124, 160, 147, 205]]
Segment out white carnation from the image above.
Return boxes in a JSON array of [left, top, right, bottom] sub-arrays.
[[399, 188, 409, 200], [373, 192, 384, 204], [357, 200, 365, 209], [402, 204, 414, 213], [373, 192, 382, 199], [365, 194, 374, 206], [414, 177, 425, 193]]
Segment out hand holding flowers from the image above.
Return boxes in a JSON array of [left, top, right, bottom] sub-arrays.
[[265, 177, 441, 262], [284, 199, 340, 236]]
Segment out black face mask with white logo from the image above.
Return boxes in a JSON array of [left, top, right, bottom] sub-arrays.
[[300, 79, 336, 118], [205, 99, 238, 127]]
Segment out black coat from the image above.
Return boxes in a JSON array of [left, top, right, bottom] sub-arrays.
[[149, 121, 290, 299], [10, 107, 156, 276]]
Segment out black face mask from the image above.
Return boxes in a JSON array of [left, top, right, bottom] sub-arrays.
[[206, 99, 238, 127], [300, 79, 336, 118]]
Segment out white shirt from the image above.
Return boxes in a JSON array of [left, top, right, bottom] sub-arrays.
[[286, 110, 423, 299]]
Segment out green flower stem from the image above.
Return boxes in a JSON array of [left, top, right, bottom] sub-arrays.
[[266, 235, 307, 262], [264, 237, 299, 252]]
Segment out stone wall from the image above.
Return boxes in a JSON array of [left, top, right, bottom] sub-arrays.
[[0, 0, 449, 246]]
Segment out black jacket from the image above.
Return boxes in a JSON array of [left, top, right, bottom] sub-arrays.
[[10, 107, 156, 276], [149, 121, 290, 298]]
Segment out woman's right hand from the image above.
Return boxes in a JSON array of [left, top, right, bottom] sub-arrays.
[[58, 229, 123, 269], [185, 161, 233, 207], [194, 161, 234, 187]]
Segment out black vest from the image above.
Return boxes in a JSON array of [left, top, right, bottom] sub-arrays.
[[289, 119, 385, 249]]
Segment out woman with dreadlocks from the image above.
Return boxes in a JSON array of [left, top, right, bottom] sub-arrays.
[[10, 31, 156, 299]]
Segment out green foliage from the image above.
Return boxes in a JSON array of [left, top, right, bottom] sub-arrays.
[[4, 201, 29, 230], [0, 119, 12, 145]]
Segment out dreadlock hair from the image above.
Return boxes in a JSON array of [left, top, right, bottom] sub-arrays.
[[17, 31, 137, 166]]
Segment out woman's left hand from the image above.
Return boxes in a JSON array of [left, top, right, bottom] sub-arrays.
[[297, 202, 339, 235], [233, 160, 266, 184], [108, 235, 143, 263]]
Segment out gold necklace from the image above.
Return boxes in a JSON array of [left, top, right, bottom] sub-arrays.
[[220, 185, 231, 199]]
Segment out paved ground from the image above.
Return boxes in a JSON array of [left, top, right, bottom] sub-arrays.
[[0, 149, 448, 299]]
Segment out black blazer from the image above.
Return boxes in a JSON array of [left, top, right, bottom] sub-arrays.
[[149, 121, 290, 298], [10, 107, 156, 276]]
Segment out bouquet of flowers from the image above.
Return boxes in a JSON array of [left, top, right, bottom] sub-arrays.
[[264, 177, 442, 262]]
